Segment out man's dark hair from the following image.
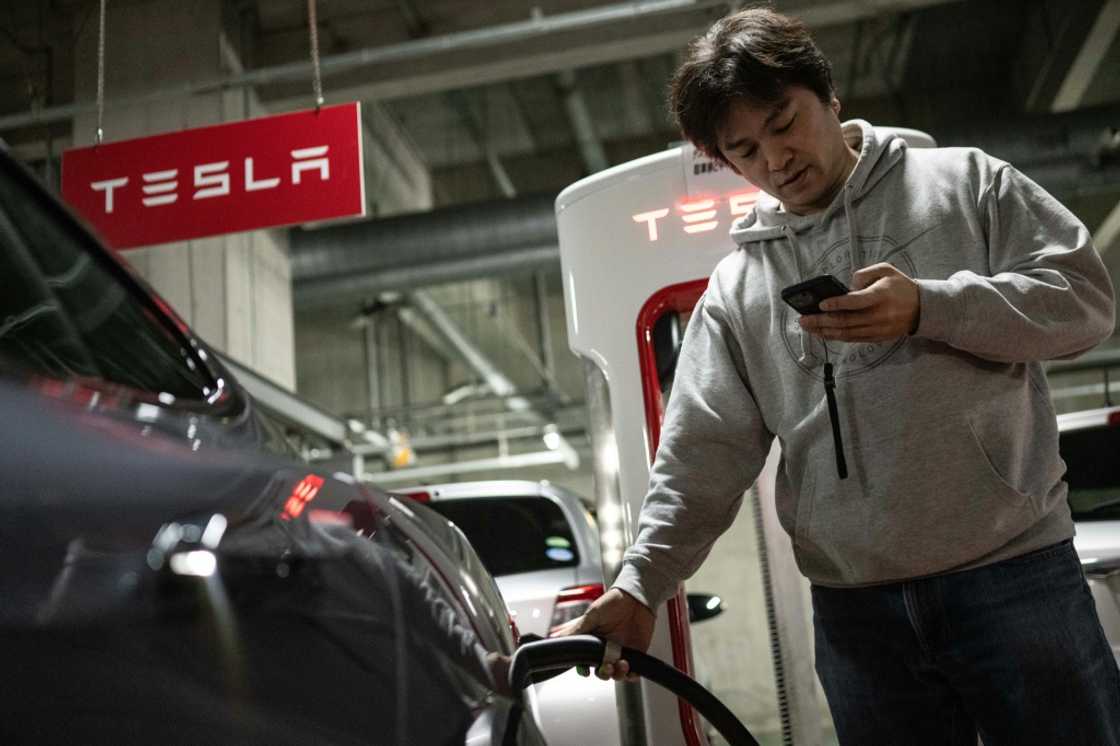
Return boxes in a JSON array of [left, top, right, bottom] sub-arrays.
[[669, 7, 835, 164]]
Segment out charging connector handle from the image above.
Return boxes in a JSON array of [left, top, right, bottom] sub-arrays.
[[508, 635, 760, 746]]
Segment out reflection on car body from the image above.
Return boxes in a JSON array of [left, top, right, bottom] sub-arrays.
[[0, 146, 545, 746], [395, 480, 623, 746]]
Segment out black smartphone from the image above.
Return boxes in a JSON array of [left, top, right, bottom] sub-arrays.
[[781, 274, 849, 315]]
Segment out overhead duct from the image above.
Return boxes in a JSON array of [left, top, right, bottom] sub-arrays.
[[291, 192, 557, 309]]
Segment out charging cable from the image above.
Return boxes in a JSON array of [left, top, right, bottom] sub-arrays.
[[506, 635, 760, 746]]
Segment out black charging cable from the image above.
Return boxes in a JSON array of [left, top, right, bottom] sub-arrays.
[[504, 635, 760, 746], [822, 347, 848, 480]]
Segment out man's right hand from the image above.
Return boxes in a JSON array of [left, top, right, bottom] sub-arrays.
[[549, 587, 656, 682]]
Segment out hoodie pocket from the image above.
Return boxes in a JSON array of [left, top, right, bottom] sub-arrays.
[[966, 417, 1040, 508], [791, 414, 1047, 585]]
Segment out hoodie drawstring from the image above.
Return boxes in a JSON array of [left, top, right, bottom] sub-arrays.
[[735, 121, 894, 483], [782, 217, 851, 481], [843, 184, 860, 283], [781, 225, 819, 368]]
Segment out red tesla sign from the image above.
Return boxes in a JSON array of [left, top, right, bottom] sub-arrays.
[[61, 103, 365, 249]]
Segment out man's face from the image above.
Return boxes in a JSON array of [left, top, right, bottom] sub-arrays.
[[716, 86, 853, 215]]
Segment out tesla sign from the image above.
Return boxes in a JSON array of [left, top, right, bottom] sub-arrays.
[[628, 143, 762, 242], [62, 103, 365, 249], [632, 191, 760, 242]]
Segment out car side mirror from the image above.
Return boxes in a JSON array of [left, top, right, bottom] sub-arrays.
[[687, 593, 724, 624]]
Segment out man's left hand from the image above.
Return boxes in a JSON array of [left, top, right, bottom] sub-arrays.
[[798, 263, 921, 342]]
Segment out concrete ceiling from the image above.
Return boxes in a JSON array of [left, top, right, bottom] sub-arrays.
[[0, 0, 1118, 219]]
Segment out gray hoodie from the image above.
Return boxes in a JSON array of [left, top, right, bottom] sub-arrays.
[[613, 120, 1116, 608]]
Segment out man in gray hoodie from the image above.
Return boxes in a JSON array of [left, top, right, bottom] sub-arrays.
[[554, 7, 1120, 745]]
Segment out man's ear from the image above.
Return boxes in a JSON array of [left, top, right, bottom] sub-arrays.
[[830, 96, 841, 116]]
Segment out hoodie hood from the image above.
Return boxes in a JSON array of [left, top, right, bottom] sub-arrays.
[[727, 120, 909, 368], [729, 120, 907, 245]]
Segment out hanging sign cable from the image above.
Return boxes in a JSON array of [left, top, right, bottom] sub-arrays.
[[95, 0, 106, 144], [307, 0, 325, 112]]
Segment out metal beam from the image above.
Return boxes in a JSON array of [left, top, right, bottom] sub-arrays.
[[360, 103, 433, 216], [351, 423, 585, 455], [1, 0, 971, 134], [1053, 0, 1120, 112], [260, 26, 711, 114], [558, 70, 610, 174], [0, 0, 728, 132], [447, 90, 518, 198], [393, 0, 430, 38], [781, 0, 962, 28], [261, 0, 962, 113], [393, 305, 458, 361], [616, 61, 658, 136], [217, 353, 349, 446], [407, 290, 533, 413], [534, 271, 558, 389], [361, 446, 580, 486]]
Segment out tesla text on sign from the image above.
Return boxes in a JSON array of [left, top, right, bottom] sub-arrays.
[[61, 103, 366, 249]]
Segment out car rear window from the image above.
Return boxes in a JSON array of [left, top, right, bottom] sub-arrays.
[[426, 496, 579, 577], [0, 160, 213, 401], [1061, 424, 1120, 522]]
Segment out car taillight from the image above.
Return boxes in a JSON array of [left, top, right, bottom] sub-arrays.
[[1108, 410, 1120, 427], [403, 490, 432, 503], [308, 509, 353, 527], [548, 583, 605, 635]]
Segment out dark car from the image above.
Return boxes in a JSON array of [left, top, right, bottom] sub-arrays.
[[0, 144, 545, 746]]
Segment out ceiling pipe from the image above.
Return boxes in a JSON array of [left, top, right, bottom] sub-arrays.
[[407, 289, 534, 415]]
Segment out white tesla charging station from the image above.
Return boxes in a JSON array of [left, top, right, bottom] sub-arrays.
[[556, 131, 933, 746], [556, 144, 815, 746]]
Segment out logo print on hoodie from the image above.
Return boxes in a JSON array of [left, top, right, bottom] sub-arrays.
[[780, 235, 915, 379]]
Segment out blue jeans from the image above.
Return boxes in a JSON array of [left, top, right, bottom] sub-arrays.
[[812, 539, 1120, 746]]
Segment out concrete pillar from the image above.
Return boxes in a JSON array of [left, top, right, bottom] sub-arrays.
[[362, 101, 433, 217], [72, 0, 295, 389]]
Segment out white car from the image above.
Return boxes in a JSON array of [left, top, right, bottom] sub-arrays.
[[1061, 405, 1120, 664], [393, 480, 623, 746]]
